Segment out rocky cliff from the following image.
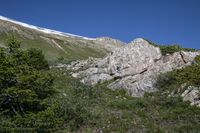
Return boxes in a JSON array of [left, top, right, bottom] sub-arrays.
[[65, 38, 199, 97]]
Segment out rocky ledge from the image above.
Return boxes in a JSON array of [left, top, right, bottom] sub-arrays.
[[64, 38, 199, 97]]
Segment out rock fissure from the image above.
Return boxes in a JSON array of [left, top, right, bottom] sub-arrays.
[[180, 51, 187, 64], [139, 68, 148, 74]]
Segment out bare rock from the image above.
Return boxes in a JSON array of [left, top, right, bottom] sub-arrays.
[[107, 38, 162, 78], [81, 74, 113, 85], [66, 57, 101, 71], [181, 86, 200, 107], [67, 38, 199, 97]]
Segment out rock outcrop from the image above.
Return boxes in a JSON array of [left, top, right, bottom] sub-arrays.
[[66, 38, 199, 97], [181, 86, 200, 107]]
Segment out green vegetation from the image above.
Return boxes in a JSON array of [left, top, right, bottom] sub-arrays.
[[1, 37, 200, 132], [156, 56, 200, 95], [41, 68, 200, 132], [0, 36, 54, 114], [0, 32, 107, 63], [195, 55, 200, 64], [0, 36, 60, 132], [146, 39, 197, 55]]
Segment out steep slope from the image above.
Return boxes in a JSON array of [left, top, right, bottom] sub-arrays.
[[0, 16, 124, 62]]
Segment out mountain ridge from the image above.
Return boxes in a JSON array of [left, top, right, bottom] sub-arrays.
[[0, 15, 95, 40], [0, 16, 125, 62]]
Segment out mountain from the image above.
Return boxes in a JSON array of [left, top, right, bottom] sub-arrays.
[[1, 16, 200, 132], [0, 16, 124, 62]]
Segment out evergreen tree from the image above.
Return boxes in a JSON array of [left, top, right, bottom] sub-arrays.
[[0, 36, 55, 115]]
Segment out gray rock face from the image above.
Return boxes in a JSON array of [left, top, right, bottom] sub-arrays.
[[81, 74, 113, 85], [67, 38, 199, 97], [66, 57, 101, 71], [181, 86, 200, 107]]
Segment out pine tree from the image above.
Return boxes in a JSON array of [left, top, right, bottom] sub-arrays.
[[0, 36, 55, 115]]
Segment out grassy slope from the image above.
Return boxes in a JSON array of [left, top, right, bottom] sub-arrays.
[[0, 32, 107, 62], [49, 67, 200, 133], [56, 70, 200, 132], [1, 67, 200, 132], [1, 31, 200, 132], [0, 47, 200, 132]]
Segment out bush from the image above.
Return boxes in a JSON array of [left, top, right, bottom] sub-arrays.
[[156, 60, 200, 95], [12, 106, 64, 133], [146, 39, 196, 55], [195, 55, 200, 64], [159, 45, 182, 55]]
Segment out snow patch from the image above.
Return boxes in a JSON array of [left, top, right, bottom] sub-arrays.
[[0, 16, 95, 40]]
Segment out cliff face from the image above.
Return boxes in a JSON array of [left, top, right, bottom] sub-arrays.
[[65, 38, 199, 97]]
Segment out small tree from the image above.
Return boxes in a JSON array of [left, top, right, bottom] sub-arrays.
[[0, 36, 55, 115]]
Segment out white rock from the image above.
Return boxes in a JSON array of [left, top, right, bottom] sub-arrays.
[[181, 86, 200, 107], [81, 74, 113, 85], [67, 38, 199, 97]]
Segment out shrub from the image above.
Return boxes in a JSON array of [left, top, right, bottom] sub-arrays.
[[12, 106, 64, 133], [195, 55, 200, 64], [146, 39, 196, 55], [156, 61, 200, 94]]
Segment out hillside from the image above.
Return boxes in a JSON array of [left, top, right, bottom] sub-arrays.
[[1, 16, 200, 133], [0, 16, 124, 62]]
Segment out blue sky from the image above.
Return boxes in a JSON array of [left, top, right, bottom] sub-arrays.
[[0, 0, 200, 49]]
